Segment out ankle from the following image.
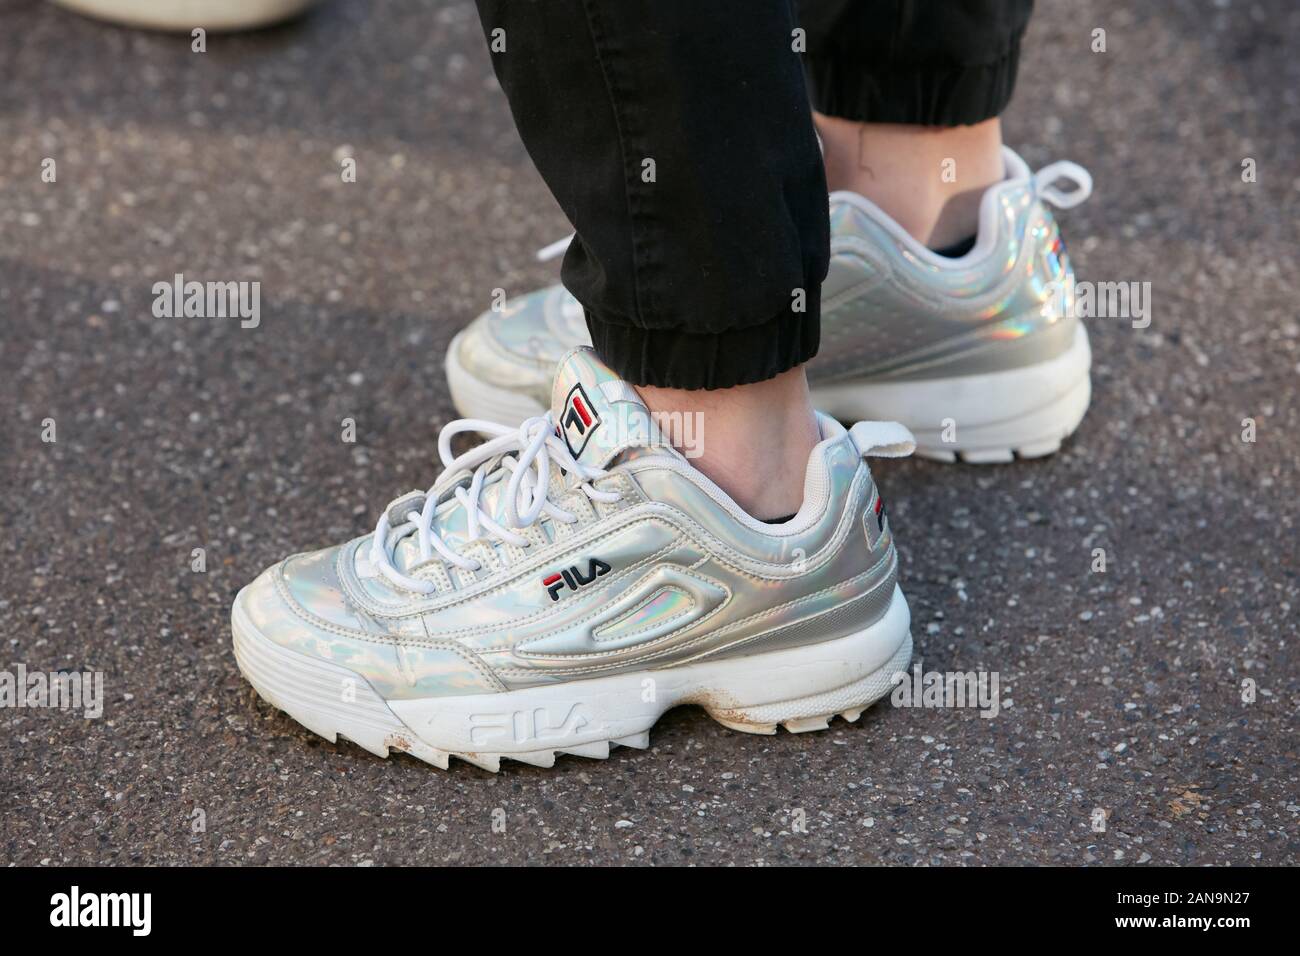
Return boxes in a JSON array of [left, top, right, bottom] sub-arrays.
[[815, 114, 1005, 249], [636, 367, 820, 521]]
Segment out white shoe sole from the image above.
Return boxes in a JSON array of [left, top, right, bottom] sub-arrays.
[[813, 323, 1093, 463], [47, 0, 316, 31], [447, 325, 1091, 464], [232, 584, 912, 772]]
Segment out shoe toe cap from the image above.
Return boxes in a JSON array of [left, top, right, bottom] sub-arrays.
[[235, 549, 502, 700], [458, 285, 582, 377], [236, 548, 394, 677]]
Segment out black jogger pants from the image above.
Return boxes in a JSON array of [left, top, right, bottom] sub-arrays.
[[474, 0, 1034, 389]]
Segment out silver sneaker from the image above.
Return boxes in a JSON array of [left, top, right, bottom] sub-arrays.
[[233, 349, 915, 771], [447, 147, 1093, 463]]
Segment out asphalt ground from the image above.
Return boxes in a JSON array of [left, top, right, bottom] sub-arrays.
[[1, 0, 1296, 865]]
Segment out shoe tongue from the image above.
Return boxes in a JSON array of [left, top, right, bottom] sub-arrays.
[[550, 347, 667, 468], [374, 349, 661, 586]]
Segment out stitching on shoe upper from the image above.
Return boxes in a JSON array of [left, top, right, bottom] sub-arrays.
[[591, 587, 698, 645], [329, 463, 867, 632], [513, 564, 726, 660], [490, 549, 898, 679], [269, 559, 503, 690]]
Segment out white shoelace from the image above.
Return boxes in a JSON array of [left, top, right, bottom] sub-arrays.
[[535, 234, 574, 263], [369, 414, 621, 594]]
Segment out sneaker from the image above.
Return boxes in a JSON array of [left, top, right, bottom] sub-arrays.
[[47, 0, 317, 31], [232, 349, 915, 771], [446, 147, 1093, 463]]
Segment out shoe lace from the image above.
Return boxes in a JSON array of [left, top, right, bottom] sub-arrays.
[[535, 233, 574, 263], [370, 414, 621, 594]]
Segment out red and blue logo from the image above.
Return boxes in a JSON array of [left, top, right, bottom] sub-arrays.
[[543, 558, 611, 601], [864, 492, 888, 549], [561, 382, 601, 457]]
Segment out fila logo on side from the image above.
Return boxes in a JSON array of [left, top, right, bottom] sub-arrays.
[[543, 558, 611, 601], [561, 382, 601, 457]]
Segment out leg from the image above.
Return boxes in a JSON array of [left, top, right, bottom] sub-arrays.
[[792, 0, 1091, 462], [636, 367, 820, 520], [817, 116, 1005, 249], [232, 2, 922, 771], [453, 0, 1090, 465], [474, 0, 826, 518], [801, 0, 1033, 248]]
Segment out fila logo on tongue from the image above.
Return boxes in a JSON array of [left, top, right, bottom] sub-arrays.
[[561, 382, 601, 458]]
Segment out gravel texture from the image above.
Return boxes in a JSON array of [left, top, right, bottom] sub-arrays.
[[1, 0, 1296, 865]]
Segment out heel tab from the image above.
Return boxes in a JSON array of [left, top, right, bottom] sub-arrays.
[[849, 421, 916, 459]]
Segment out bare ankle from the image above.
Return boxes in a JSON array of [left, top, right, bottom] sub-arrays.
[[637, 367, 820, 521], [815, 114, 1005, 249]]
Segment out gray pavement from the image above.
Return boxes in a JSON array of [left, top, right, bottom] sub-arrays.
[[1, 0, 1297, 866]]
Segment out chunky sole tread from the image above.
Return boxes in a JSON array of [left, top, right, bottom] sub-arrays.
[[232, 592, 912, 773]]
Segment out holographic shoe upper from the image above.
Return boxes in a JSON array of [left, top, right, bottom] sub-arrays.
[[819, 149, 1090, 383], [445, 147, 1094, 461], [234, 349, 916, 769]]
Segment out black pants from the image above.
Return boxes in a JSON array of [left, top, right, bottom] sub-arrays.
[[474, 0, 1033, 389]]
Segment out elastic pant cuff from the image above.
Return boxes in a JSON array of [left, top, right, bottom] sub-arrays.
[[586, 297, 821, 390], [804, 42, 1022, 126]]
